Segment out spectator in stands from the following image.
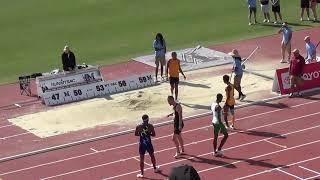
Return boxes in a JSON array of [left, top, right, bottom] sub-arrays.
[[289, 49, 305, 98], [61, 45, 76, 71], [300, 0, 310, 21], [278, 22, 292, 63], [260, 0, 271, 23], [310, 0, 318, 21], [247, 0, 258, 25], [271, 0, 283, 24], [304, 36, 317, 64], [153, 33, 167, 82]]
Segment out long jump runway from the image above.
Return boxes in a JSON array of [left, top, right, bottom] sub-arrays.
[[0, 94, 320, 180]]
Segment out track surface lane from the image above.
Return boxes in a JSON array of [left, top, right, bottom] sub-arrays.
[[0, 96, 319, 180], [0, 99, 318, 169]]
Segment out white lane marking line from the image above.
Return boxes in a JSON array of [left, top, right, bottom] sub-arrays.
[[199, 129, 320, 172], [97, 100, 318, 152], [264, 140, 287, 148], [132, 157, 153, 167], [305, 174, 320, 180], [40, 122, 320, 180], [102, 139, 320, 180], [299, 166, 320, 175], [90, 148, 98, 153], [0, 132, 31, 140], [3, 110, 320, 176], [14, 104, 21, 108], [1, 98, 318, 164], [0, 124, 13, 129], [235, 156, 320, 180], [101, 125, 208, 152], [276, 169, 304, 180]]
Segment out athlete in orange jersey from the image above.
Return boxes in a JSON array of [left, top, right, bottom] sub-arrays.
[[223, 75, 236, 129], [166, 52, 186, 100]]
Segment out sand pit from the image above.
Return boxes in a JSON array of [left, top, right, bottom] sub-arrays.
[[8, 67, 274, 138]]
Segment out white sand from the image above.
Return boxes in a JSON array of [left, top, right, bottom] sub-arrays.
[[9, 67, 274, 138]]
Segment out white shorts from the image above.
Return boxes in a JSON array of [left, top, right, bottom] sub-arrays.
[[261, 4, 269, 13]]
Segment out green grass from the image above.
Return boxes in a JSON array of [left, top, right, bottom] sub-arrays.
[[0, 0, 318, 84]]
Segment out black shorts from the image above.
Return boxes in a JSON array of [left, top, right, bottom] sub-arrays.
[[249, 7, 257, 12], [272, 5, 280, 12], [301, 0, 310, 8], [174, 123, 184, 135], [139, 143, 154, 155], [224, 104, 235, 115], [169, 77, 179, 85]]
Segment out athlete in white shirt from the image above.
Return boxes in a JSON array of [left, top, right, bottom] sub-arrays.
[[211, 93, 229, 157]]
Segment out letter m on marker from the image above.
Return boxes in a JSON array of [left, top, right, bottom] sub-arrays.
[[64, 91, 70, 97]]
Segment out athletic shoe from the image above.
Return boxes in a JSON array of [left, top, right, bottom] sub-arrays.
[[300, 18, 303, 21], [240, 94, 246, 101], [297, 92, 303, 97], [280, 59, 287, 63], [137, 173, 144, 178], [274, 21, 277, 24], [174, 152, 181, 159], [215, 150, 224, 157], [249, 22, 252, 25], [181, 149, 185, 154], [307, 17, 310, 21], [230, 125, 235, 130], [267, 19, 270, 23], [289, 93, 294, 98], [154, 166, 161, 173], [263, 19, 267, 22]]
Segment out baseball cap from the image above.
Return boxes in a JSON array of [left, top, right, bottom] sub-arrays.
[[228, 49, 240, 57], [292, 49, 299, 53]]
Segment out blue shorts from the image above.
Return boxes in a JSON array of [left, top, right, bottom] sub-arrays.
[[139, 143, 154, 155]]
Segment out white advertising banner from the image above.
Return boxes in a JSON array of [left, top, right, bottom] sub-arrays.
[[42, 74, 155, 106], [36, 67, 103, 96]]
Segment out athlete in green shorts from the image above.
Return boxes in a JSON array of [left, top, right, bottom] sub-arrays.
[[211, 93, 229, 157]]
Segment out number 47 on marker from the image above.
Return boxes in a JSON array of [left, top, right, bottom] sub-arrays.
[[51, 93, 60, 100]]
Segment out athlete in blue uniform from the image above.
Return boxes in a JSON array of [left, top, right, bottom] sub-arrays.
[[135, 114, 160, 178]]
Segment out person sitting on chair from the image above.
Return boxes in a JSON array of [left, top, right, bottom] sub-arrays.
[[62, 45, 76, 71]]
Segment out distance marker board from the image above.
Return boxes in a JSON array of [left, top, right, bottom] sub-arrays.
[[43, 74, 155, 106]]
